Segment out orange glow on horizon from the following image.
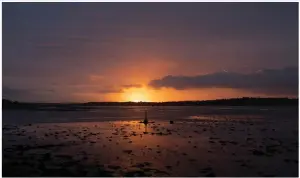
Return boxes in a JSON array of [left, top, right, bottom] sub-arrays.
[[122, 87, 151, 102], [108, 87, 264, 103]]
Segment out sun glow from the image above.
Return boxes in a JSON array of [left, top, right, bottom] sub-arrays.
[[123, 87, 151, 102]]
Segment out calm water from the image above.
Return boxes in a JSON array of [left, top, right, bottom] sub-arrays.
[[3, 106, 298, 176], [3, 106, 298, 124]]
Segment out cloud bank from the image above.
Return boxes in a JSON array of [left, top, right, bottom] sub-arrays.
[[149, 67, 298, 96]]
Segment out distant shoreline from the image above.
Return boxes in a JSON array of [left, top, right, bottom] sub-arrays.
[[3, 98, 298, 111]]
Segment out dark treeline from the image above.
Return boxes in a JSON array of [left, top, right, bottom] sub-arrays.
[[3, 97, 298, 111]]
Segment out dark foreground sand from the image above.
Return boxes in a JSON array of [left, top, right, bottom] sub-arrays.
[[3, 109, 298, 177]]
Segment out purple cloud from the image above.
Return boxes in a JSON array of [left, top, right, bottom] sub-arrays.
[[149, 67, 298, 95]]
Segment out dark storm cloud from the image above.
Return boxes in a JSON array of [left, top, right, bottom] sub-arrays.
[[149, 67, 298, 95]]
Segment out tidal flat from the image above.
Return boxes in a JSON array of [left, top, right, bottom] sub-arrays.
[[3, 106, 298, 176]]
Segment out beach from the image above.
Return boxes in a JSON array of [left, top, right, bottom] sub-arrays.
[[3, 106, 298, 176]]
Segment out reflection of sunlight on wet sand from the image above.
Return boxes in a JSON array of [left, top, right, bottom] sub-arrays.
[[101, 120, 208, 173], [5, 109, 298, 177], [24, 120, 209, 172], [3, 106, 298, 177]]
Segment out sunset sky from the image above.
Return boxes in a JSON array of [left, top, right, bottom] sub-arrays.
[[3, 3, 298, 102]]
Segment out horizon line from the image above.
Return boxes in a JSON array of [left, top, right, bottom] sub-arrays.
[[3, 97, 298, 104]]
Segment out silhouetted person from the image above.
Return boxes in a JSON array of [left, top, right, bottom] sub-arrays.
[[141, 110, 148, 133], [144, 110, 148, 125]]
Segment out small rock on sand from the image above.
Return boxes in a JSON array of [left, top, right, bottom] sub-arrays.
[[252, 150, 265, 156], [123, 150, 133, 154]]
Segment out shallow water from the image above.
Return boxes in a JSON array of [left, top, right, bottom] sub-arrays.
[[3, 106, 298, 176]]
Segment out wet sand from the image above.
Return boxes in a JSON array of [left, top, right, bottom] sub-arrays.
[[3, 107, 298, 176]]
